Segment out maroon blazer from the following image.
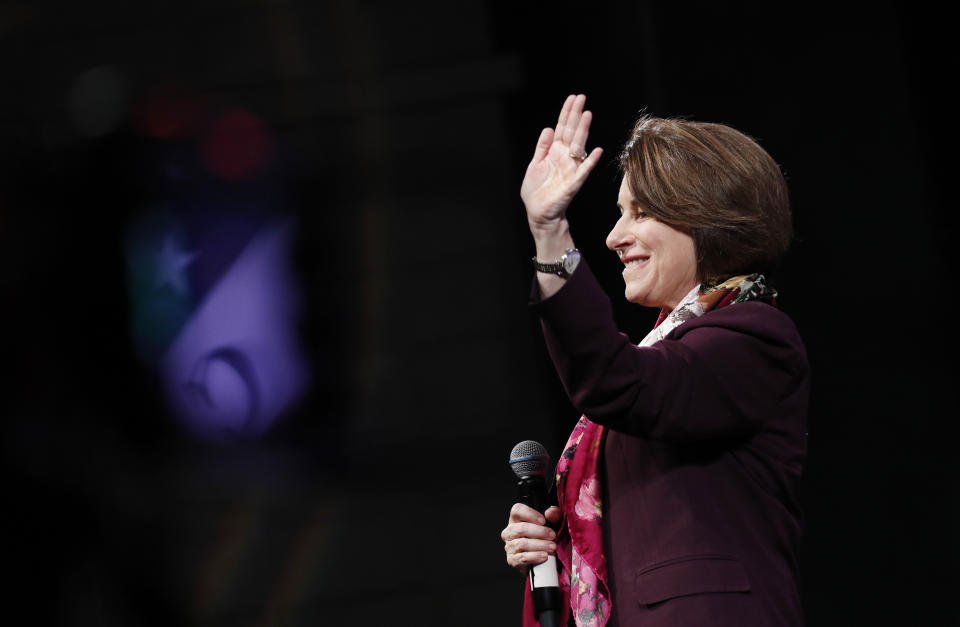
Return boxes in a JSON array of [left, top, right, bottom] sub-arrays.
[[532, 261, 808, 626]]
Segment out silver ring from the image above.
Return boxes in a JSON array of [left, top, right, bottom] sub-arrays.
[[570, 151, 588, 161]]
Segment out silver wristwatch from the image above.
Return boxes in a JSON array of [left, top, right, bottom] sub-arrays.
[[533, 248, 581, 278]]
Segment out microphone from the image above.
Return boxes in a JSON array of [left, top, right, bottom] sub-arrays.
[[509, 440, 563, 627]]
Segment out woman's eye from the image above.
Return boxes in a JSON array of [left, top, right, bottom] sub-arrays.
[[635, 211, 648, 220]]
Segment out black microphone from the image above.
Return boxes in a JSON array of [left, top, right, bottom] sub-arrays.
[[509, 440, 563, 627]]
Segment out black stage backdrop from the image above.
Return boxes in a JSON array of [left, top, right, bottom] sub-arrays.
[[1, 1, 951, 625]]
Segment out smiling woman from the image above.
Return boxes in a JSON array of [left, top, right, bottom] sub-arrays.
[[617, 115, 792, 282], [607, 177, 699, 310], [606, 114, 792, 311], [501, 95, 808, 627]]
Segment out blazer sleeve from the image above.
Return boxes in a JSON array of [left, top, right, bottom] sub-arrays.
[[532, 260, 805, 443]]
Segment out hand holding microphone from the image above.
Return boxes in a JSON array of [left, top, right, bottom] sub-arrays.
[[502, 503, 561, 571], [502, 440, 560, 571], [502, 441, 564, 627]]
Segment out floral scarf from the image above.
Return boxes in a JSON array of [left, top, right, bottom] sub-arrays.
[[523, 274, 776, 627]]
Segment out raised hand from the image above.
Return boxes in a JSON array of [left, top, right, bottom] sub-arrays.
[[521, 94, 603, 235]]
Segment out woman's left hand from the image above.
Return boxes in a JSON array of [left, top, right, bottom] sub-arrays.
[[501, 503, 562, 572], [520, 94, 603, 237]]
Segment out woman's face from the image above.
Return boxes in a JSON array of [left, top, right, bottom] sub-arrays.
[[606, 177, 699, 310]]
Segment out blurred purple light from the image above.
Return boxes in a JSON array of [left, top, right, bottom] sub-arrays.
[[159, 219, 308, 440]]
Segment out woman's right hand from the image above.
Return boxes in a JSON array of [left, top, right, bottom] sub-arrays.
[[520, 94, 603, 236], [501, 503, 562, 572]]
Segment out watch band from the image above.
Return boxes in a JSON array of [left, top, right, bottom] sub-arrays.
[[533, 248, 581, 278]]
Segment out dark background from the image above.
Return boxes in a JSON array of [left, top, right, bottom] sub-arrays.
[[1, 1, 952, 625]]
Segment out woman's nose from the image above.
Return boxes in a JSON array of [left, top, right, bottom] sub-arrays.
[[606, 215, 632, 252]]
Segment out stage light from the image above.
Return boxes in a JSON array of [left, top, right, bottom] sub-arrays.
[[199, 109, 275, 180], [132, 85, 204, 139]]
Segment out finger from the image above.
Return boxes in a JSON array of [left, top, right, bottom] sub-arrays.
[[501, 521, 557, 543], [505, 537, 557, 555], [508, 502, 546, 525], [501, 521, 558, 543], [544, 506, 562, 523], [555, 95, 576, 144], [573, 147, 604, 186], [531, 127, 554, 163], [569, 110, 593, 157], [562, 94, 586, 145], [507, 551, 550, 569]]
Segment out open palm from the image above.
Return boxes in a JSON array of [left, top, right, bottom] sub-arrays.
[[521, 94, 603, 229]]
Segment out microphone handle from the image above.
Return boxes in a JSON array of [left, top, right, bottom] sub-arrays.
[[536, 609, 562, 627], [518, 475, 564, 623], [516, 476, 549, 513]]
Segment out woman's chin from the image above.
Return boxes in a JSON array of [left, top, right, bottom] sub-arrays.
[[624, 288, 653, 308]]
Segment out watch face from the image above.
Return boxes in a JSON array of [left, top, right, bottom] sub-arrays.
[[563, 250, 581, 274]]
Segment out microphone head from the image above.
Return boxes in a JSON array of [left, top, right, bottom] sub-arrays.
[[509, 440, 550, 479]]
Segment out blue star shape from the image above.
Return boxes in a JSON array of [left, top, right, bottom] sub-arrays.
[[154, 235, 199, 294]]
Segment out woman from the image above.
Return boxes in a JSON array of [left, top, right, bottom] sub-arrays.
[[501, 95, 808, 627]]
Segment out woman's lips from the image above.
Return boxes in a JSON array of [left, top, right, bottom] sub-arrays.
[[622, 256, 650, 275]]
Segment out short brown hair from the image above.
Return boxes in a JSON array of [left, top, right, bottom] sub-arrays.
[[618, 115, 791, 280]]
